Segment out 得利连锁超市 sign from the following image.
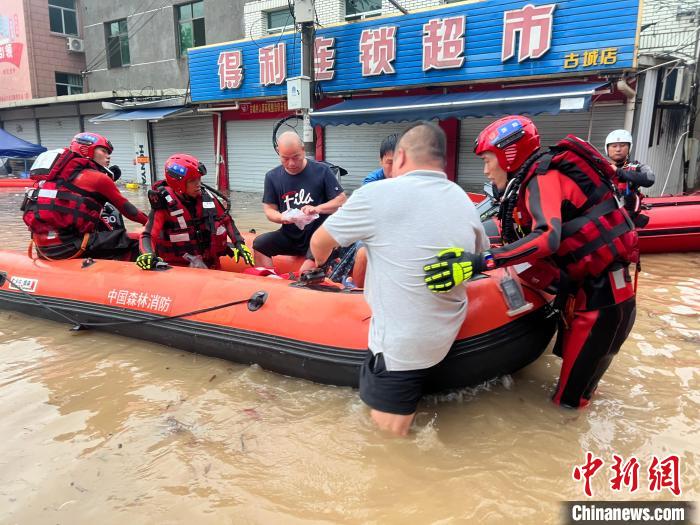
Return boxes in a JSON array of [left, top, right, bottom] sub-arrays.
[[188, 0, 639, 102]]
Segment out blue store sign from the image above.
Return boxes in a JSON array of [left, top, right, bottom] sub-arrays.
[[189, 0, 639, 102]]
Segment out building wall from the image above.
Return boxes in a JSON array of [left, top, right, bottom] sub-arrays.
[[24, 0, 87, 99], [639, 0, 699, 55], [82, 0, 246, 92]]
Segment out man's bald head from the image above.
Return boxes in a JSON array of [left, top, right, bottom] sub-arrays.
[[393, 123, 446, 176], [277, 131, 307, 175], [278, 131, 304, 150]]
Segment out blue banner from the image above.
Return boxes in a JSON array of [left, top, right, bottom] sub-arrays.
[[189, 0, 639, 102]]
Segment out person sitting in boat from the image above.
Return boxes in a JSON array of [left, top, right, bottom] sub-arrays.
[[344, 133, 402, 287], [605, 129, 655, 227], [21, 132, 148, 261], [424, 116, 638, 410], [136, 153, 252, 270], [252, 132, 347, 274], [362, 133, 399, 185], [310, 122, 489, 436]]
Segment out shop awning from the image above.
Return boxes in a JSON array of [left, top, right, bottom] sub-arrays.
[[310, 83, 608, 127], [88, 106, 189, 123]]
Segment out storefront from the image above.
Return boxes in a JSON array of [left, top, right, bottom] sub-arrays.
[[188, 0, 641, 192]]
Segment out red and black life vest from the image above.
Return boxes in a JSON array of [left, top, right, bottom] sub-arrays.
[[149, 181, 228, 266], [507, 135, 638, 281], [21, 150, 105, 237]]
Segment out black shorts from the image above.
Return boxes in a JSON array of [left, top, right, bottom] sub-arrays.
[[359, 351, 434, 416], [253, 229, 313, 260]]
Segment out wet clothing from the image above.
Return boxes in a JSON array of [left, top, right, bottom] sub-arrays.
[[362, 168, 386, 185], [22, 151, 147, 260], [495, 146, 638, 408], [323, 170, 489, 373], [255, 159, 344, 259], [359, 351, 440, 415], [140, 183, 243, 269]]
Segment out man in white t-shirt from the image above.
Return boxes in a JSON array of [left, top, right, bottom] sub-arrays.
[[310, 122, 489, 436]]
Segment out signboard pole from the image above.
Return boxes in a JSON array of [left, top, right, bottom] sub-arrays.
[[301, 20, 316, 156]]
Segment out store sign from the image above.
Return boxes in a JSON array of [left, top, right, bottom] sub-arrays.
[[0, 0, 31, 103], [189, 0, 639, 102]]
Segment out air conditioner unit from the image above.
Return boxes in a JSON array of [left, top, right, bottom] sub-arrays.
[[660, 66, 690, 104], [66, 37, 85, 53]]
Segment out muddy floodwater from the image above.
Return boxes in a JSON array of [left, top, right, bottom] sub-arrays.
[[0, 187, 698, 524]]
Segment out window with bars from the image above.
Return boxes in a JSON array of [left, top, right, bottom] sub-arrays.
[[106, 19, 130, 68], [177, 1, 206, 56], [55, 72, 83, 96], [49, 0, 78, 36]]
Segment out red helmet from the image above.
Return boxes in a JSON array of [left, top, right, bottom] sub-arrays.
[[164, 153, 206, 194], [474, 115, 540, 173], [69, 132, 113, 159]]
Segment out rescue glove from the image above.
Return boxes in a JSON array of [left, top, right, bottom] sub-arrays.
[[136, 253, 165, 271], [227, 241, 254, 266], [423, 248, 493, 293]]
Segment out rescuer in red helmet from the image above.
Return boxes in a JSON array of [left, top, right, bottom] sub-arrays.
[[136, 153, 252, 270], [423, 115, 639, 409], [22, 132, 148, 260]]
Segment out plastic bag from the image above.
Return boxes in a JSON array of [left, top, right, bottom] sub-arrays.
[[281, 208, 319, 230], [183, 253, 208, 269]]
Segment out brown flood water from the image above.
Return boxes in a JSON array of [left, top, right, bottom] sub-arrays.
[[0, 187, 698, 524]]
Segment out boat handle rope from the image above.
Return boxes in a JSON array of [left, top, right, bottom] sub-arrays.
[[0, 272, 267, 332]]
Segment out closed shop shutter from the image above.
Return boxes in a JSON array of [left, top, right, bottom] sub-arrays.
[[457, 104, 626, 192], [152, 116, 216, 186], [84, 119, 138, 182], [226, 119, 283, 193], [39, 117, 81, 150], [3, 119, 38, 144], [324, 123, 409, 191]]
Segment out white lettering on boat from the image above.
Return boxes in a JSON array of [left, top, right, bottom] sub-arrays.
[[107, 289, 173, 313]]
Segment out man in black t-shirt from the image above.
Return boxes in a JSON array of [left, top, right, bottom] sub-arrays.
[[253, 132, 347, 272]]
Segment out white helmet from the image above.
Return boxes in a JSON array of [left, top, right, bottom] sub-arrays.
[[605, 129, 633, 152]]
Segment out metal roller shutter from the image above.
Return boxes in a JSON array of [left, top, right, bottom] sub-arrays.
[[226, 119, 283, 193], [152, 117, 216, 186], [457, 105, 626, 192], [3, 119, 38, 144], [39, 117, 81, 150], [324, 123, 409, 191], [84, 119, 138, 182]]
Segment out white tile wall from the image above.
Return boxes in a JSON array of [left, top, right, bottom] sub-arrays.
[[639, 0, 699, 56]]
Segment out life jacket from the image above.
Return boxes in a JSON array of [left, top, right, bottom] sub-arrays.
[[148, 181, 228, 267], [505, 135, 638, 281], [21, 150, 105, 237]]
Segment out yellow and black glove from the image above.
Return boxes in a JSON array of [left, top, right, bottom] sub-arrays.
[[227, 242, 254, 266], [136, 253, 165, 270], [423, 248, 493, 293]]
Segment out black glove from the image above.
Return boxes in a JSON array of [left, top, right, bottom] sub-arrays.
[[423, 248, 493, 293], [226, 242, 254, 266]]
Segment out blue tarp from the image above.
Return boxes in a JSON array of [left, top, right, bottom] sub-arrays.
[[89, 107, 188, 123], [310, 83, 608, 127], [0, 128, 47, 158]]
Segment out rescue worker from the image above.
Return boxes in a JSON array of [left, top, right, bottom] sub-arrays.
[[99, 165, 126, 231], [605, 129, 655, 227], [22, 132, 147, 260], [136, 153, 253, 270], [423, 116, 638, 409]]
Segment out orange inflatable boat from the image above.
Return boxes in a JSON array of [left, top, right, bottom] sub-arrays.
[[0, 250, 555, 390]]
